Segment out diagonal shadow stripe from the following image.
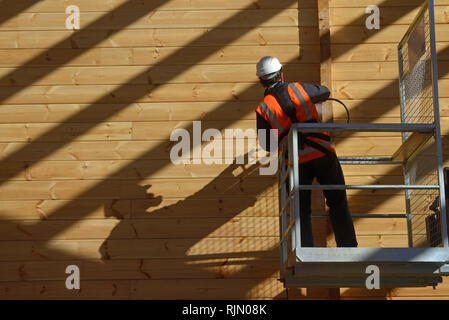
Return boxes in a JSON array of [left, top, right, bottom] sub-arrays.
[[0, 0, 169, 98], [0, 0, 299, 184], [0, 0, 297, 101], [0, 0, 435, 239], [0, 2, 444, 298], [12, 36, 449, 241], [0, 0, 438, 255], [0, 0, 43, 26], [0, 0, 419, 184]]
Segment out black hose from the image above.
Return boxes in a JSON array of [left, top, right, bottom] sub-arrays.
[[327, 98, 350, 124], [324, 98, 350, 138]]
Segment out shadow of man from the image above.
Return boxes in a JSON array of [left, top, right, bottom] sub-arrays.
[[97, 159, 295, 299]]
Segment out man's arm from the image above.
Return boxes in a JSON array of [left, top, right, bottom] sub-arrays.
[[299, 83, 330, 103]]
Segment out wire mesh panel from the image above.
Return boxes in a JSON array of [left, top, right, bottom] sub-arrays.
[[398, 0, 444, 248], [406, 137, 441, 247]]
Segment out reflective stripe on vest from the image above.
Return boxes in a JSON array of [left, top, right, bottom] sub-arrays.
[[288, 83, 312, 121], [258, 101, 286, 135], [298, 140, 333, 156], [257, 82, 334, 164]]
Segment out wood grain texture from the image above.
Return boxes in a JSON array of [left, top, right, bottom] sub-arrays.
[[0, 45, 317, 67], [0, 27, 315, 49], [332, 43, 449, 62], [1, 9, 304, 31], [2, 0, 313, 13], [0, 64, 320, 86], [0, 0, 448, 300], [329, 0, 449, 7], [331, 25, 449, 44], [330, 6, 449, 26]]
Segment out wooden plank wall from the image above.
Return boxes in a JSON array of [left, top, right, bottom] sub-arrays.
[[328, 0, 449, 299], [0, 0, 325, 299], [0, 0, 448, 300]]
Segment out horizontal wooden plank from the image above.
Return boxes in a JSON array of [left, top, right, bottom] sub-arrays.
[[0, 195, 408, 222], [335, 136, 403, 155], [332, 43, 449, 62], [134, 44, 319, 64], [0, 174, 414, 199], [129, 278, 283, 299], [0, 45, 317, 67], [0, 279, 132, 299], [1, 9, 304, 31], [329, 0, 449, 7], [0, 236, 412, 263], [0, 140, 187, 161], [0, 160, 240, 180], [0, 27, 314, 49], [0, 217, 280, 240], [0, 98, 418, 124], [0, 97, 432, 124], [333, 79, 399, 99], [4, 0, 312, 12], [0, 278, 286, 299], [332, 43, 399, 62], [333, 80, 449, 99], [333, 62, 398, 80], [132, 119, 256, 140], [0, 196, 281, 221], [326, 235, 408, 248], [0, 238, 279, 261], [0, 215, 408, 241], [0, 176, 277, 200], [332, 99, 401, 119], [0, 135, 445, 165], [0, 258, 281, 282], [0, 102, 257, 123], [8, 118, 429, 145], [332, 98, 449, 122], [341, 164, 402, 176], [0, 119, 277, 142], [0, 160, 405, 181], [353, 218, 407, 235], [0, 83, 263, 104], [0, 63, 319, 86], [0, 199, 130, 220], [2, 116, 436, 144], [0, 122, 133, 142], [344, 174, 405, 185], [347, 195, 406, 214], [331, 25, 449, 44], [330, 6, 449, 26], [340, 278, 449, 297], [333, 61, 449, 81], [0, 138, 418, 162]]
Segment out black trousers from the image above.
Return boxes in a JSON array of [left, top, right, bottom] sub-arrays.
[[294, 152, 358, 247]]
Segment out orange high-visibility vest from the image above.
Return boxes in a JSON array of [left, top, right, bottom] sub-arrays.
[[255, 82, 335, 164]]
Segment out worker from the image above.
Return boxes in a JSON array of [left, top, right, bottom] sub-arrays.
[[255, 56, 358, 247]]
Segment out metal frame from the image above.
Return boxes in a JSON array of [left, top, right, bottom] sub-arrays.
[[277, 122, 449, 285], [277, 0, 449, 287], [278, 123, 449, 258]]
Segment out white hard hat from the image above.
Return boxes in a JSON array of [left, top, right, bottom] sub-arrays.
[[256, 56, 283, 79]]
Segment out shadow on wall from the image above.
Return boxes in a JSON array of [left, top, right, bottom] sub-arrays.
[[97, 159, 294, 299], [1, 0, 443, 299]]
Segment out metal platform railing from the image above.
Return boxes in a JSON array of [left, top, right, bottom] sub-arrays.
[[278, 122, 449, 287], [277, 0, 449, 288]]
